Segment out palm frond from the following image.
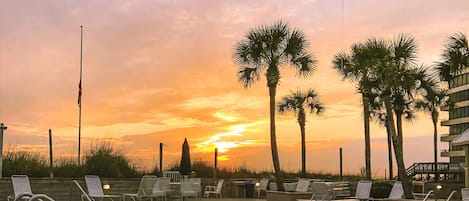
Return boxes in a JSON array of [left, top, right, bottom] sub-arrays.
[[237, 67, 260, 88]]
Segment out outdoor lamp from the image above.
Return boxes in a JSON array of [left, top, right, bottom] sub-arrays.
[[436, 185, 442, 189], [103, 184, 110, 190], [256, 182, 260, 187]]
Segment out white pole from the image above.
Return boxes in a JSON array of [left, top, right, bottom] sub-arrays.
[[0, 123, 7, 178]]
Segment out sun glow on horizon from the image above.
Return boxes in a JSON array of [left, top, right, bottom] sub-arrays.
[[195, 119, 260, 156]]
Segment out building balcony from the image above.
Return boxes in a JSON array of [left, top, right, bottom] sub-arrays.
[[448, 83, 469, 94], [441, 134, 457, 142], [441, 149, 465, 157], [441, 117, 469, 126]]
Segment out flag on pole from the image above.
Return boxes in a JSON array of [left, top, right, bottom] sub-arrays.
[[78, 80, 82, 105]]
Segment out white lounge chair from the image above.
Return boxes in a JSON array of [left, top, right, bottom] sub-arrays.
[[203, 180, 223, 198], [371, 181, 403, 201], [347, 180, 372, 200], [462, 188, 469, 201], [123, 175, 165, 201], [256, 179, 269, 198], [8, 175, 56, 201], [84, 175, 121, 201], [73, 180, 95, 201], [157, 177, 174, 198], [151, 178, 168, 201], [297, 182, 334, 201], [296, 178, 312, 192], [190, 178, 202, 197], [180, 179, 198, 200]]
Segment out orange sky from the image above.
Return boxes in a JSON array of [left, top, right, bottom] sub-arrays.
[[1, 0, 469, 176]]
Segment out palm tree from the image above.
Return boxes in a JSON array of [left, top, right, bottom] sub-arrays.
[[234, 21, 317, 191], [415, 75, 447, 181], [389, 34, 419, 160], [437, 32, 468, 83], [369, 36, 425, 198], [278, 89, 324, 177], [333, 43, 376, 180]]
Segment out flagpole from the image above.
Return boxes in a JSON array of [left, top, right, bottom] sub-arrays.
[[78, 25, 83, 165]]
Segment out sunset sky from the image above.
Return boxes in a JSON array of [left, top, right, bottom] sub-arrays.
[[1, 0, 469, 176]]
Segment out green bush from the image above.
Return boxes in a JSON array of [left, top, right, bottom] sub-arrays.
[[3, 152, 49, 177], [53, 158, 84, 178], [84, 142, 138, 178]]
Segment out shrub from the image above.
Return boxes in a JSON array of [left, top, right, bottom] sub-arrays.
[[84, 142, 138, 178], [54, 158, 85, 178], [3, 151, 49, 177]]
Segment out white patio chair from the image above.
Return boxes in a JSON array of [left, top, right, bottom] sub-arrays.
[[256, 179, 269, 198], [157, 177, 174, 198], [462, 188, 469, 201], [445, 190, 457, 201], [8, 175, 56, 201], [73, 180, 94, 201], [203, 180, 223, 198], [190, 178, 202, 197], [84, 175, 121, 201], [310, 182, 334, 201], [151, 179, 168, 201], [180, 179, 198, 200], [296, 178, 311, 192], [347, 180, 372, 200], [371, 181, 403, 201], [123, 175, 162, 201], [163, 171, 181, 183]]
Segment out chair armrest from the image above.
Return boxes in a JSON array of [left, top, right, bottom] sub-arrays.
[[204, 185, 216, 191], [29, 194, 55, 201], [14, 192, 35, 201]]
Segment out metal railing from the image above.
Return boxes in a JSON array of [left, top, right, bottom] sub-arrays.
[[406, 162, 463, 176]]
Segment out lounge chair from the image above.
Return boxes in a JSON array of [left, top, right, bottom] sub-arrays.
[[73, 180, 95, 201], [180, 179, 198, 200], [203, 180, 223, 198], [84, 175, 121, 201], [462, 188, 469, 201], [151, 178, 168, 201], [190, 178, 202, 197], [256, 179, 269, 198], [347, 180, 372, 200], [296, 178, 312, 192], [297, 182, 334, 201], [123, 175, 165, 201], [371, 181, 403, 200], [157, 177, 174, 198], [8, 175, 56, 201]]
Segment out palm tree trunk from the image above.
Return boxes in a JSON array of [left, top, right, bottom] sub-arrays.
[[299, 121, 306, 177], [269, 86, 284, 191], [362, 93, 371, 180], [385, 121, 394, 179], [432, 111, 439, 181], [384, 95, 412, 198], [395, 111, 404, 178]]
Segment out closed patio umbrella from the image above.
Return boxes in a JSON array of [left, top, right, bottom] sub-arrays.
[[179, 138, 191, 176]]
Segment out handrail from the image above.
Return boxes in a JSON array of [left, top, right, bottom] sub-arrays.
[[407, 163, 463, 176]]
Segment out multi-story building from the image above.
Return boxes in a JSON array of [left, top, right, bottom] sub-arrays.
[[441, 71, 469, 169]]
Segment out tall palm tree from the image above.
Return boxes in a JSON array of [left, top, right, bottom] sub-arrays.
[[415, 75, 447, 181], [369, 36, 425, 198], [389, 34, 419, 161], [234, 21, 317, 191], [437, 32, 469, 83], [278, 89, 324, 177], [333, 44, 374, 179]]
